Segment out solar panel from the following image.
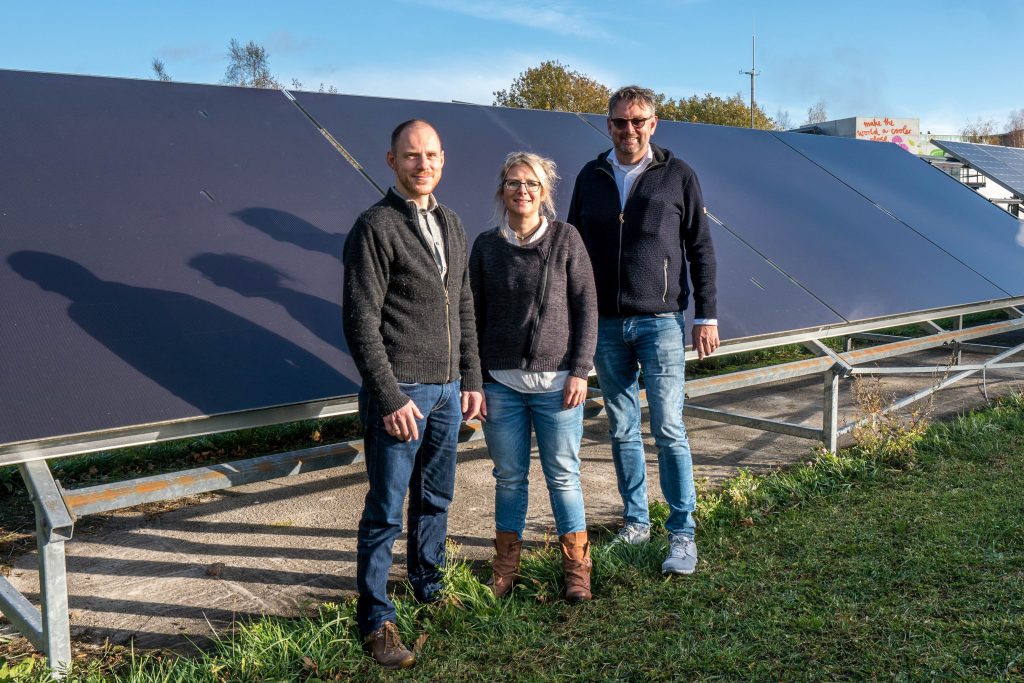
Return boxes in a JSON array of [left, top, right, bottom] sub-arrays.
[[934, 139, 1024, 199], [0, 70, 379, 445], [584, 116, 1006, 321], [777, 132, 1023, 296], [290, 92, 610, 233]]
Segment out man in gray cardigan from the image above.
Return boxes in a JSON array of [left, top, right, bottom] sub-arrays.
[[342, 119, 483, 669]]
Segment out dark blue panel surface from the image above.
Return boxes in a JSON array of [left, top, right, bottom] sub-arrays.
[[935, 139, 1024, 199], [776, 132, 1022, 296], [707, 222, 845, 339], [291, 92, 609, 234], [637, 120, 1006, 321], [0, 70, 380, 445]]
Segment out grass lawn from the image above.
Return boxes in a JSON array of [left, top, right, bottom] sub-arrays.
[[4, 394, 1023, 681]]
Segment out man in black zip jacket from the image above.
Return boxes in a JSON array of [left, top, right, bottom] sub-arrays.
[[342, 119, 483, 669], [568, 85, 719, 576]]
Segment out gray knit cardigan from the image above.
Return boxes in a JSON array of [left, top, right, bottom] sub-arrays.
[[469, 221, 597, 380], [343, 189, 482, 415]]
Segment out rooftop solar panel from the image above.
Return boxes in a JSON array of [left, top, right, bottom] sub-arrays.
[[0, 70, 379, 446], [580, 115, 1006, 321], [776, 132, 1023, 296], [934, 139, 1024, 199]]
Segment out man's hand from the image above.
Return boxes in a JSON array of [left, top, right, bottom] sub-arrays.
[[692, 324, 720, 360], [462, 390, 485, 422], [384, 400, 424, 442], [563, 376, 588, 410]]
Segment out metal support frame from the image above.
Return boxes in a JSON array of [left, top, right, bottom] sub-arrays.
[[2, 304, 1024, 667], [0, 461, 74, 676]]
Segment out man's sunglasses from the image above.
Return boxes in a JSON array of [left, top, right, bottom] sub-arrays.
[[609, 116, 653, 130]]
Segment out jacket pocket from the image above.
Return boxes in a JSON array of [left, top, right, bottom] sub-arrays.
[[662, 257, 669, 303]]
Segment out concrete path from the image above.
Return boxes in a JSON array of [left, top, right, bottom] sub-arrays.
[[3, 346, 1022, 651]]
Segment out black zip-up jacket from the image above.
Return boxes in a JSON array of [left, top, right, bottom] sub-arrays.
[[567, 144, 717, 319], [342, 189, 482, 416]]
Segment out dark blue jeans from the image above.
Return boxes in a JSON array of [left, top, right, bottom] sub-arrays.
[[355, 380, 461, 636]]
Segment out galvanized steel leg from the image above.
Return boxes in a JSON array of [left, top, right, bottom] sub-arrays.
[[822, 368, 840, 453], [17, 461, 74, 677], [844, 336, 853, 353]]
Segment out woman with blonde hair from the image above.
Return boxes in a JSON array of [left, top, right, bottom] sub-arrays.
[[469, 151, 598, 601]]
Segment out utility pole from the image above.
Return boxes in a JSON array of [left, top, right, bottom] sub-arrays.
[[739, 32, 761, 128]]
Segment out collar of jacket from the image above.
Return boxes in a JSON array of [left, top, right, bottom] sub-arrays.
[[596, 143, 671, 173], [382, 187, 443, 221]]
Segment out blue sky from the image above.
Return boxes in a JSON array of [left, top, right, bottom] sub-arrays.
[[3, 0, 1021, 134]]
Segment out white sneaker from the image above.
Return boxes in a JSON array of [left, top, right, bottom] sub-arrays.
[[662, 533, 697, 575], [611, 522, 651, 546]]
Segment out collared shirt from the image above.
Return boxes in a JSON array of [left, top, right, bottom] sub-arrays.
[[393, 187, 447, 280], [607, 145, 655, 210], [606, 148, 717, 327], [499, 216, 549, 246]]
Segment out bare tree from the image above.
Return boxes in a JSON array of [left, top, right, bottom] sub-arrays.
[[1005, 108, 1024, 147], [224, 39, 281, 89], [960, 118, 1000, 144], [287, 78, 339, 94], [805, 98, 828, 125], [774, 109, 793, 131], [151, 58, 171, 82]]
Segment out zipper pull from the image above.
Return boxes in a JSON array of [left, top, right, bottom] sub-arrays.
[[619, 212, 624, 225]]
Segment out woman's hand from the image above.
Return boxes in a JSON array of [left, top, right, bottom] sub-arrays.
[[563, 376, 588, 410]]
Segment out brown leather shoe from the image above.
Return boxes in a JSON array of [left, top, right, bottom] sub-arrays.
[[362, 621, 416, 669], [491, 530, 523, 597], [560, 531, 592, 602]]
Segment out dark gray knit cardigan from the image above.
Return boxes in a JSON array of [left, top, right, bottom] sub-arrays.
[[343, 189, 482, 415], [469, 221, 597, 380]]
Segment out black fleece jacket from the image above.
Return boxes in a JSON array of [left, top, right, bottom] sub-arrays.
[[567, 144, 717, 319], [342, 189, 482, 415]]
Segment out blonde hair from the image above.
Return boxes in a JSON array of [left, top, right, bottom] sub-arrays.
[[493, 151, 559, 224]]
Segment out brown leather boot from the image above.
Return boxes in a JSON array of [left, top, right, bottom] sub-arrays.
[[491, 530, 523, 597], [362, 621, 415, 669], [560, 531, 592, 602]]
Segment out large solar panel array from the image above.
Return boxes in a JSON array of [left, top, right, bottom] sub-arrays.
[[933, 139, 1024, 199], [1, 68, 1019, 449]]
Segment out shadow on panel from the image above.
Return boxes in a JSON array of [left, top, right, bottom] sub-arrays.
[[8, 251, 356, 420]]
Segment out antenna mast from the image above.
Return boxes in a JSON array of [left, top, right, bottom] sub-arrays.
[[739, 32, 761, 128]]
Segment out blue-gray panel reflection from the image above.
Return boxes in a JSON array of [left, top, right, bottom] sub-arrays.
[[291, 92, 608, 235], [642, 120, 1006, 320], [777, 133, 1021, 296], [0, 70, 377, 445]]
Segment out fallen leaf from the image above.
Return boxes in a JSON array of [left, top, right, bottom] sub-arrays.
[[206, 562, 225, 577], [413, 633, 429, 653]]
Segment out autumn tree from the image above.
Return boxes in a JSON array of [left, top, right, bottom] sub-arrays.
[[658, 92, 774, 129], [493, 61, 611, 114], [224, 39, 281, 89], [805, 98, 828, 125], [151, 58, 171, 82], [960, 118, 1000, 144]]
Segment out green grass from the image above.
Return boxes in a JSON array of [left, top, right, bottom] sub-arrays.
[[6, 394, 1024, 681]]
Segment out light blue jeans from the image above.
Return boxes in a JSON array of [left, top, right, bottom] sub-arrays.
[[595, 313, 696, 538], [482, 382, 586, 537]]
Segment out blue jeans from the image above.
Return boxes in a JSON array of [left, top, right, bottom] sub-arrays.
[[355, 380, 461, 636], [482, 382, 586, 537], [595, 313, 696, 537]]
